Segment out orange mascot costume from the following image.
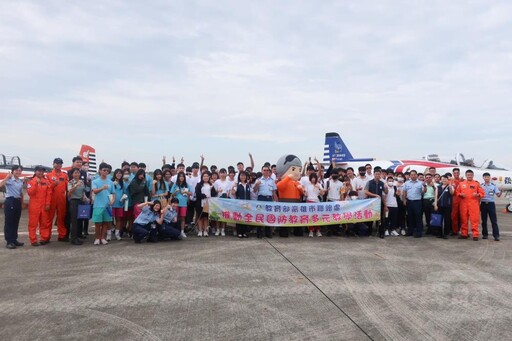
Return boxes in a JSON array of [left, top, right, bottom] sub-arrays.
[[276, 154, 303, 237]]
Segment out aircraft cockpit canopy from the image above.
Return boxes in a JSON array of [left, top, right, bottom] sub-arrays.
[[481, 160, 509, 171]]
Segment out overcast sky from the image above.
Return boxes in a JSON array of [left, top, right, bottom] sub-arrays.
[[1, 0, 511, 170]]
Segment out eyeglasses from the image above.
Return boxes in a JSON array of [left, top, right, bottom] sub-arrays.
[[262, 169, 270, 172]]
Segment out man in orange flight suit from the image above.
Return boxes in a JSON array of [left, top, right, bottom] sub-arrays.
[[27, 166, 53, 246], [450, 168, 463, 235], [46, 158, 69, 241], [276, 154, 304, 237], [455, 169, 485, 241]]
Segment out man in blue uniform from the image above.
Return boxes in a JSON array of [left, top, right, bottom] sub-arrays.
[[0, 165, 25, 249], [480, 172, 502, 241]]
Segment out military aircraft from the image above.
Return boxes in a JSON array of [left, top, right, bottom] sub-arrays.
[[0, 145, 97, 181], [323, 132, 512, 212]]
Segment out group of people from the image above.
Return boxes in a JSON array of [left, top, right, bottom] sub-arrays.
[[0, 153, 503, 249]]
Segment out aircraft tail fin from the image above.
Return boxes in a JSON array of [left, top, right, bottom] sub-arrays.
[[322, 132, 374, 163], [78, 145, 97, 174], [323, 132, 355, 163]]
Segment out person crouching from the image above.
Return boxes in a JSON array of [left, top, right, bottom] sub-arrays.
[[159, 198, 182, 240], [132, 200, 163, 243]]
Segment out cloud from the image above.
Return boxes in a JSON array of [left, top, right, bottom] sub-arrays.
[[1, 0, 512, 169]]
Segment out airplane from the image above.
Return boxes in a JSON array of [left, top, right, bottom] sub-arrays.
[[0, 145, 97, 181], [422, 153, 510, 171], [323, 132, 512, 212]]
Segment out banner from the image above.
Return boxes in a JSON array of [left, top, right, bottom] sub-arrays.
[[208, 198, 381, 227]]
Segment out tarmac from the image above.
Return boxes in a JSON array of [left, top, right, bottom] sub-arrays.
[[1, 199, 512, 341]]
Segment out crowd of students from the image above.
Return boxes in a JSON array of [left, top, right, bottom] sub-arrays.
[[0, 154, 503, 249]]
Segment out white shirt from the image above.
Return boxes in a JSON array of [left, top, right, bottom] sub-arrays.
[[226, 177, 237, 198], [305, 183, 324, 202], [201, 184, 212, 207], [326, 179, 343, 201], [187, 173, 201, 200], [214, 179, 232, 197], [385, 183, 398, 207], [350, 177, 357, 191], [300, 175, 311, 188], [249, 183, 258, 201], [353, 176, 370, 199]]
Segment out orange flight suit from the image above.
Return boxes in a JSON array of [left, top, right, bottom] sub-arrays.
[[27, 176, 53, 243], [451, 178, 462, 234], [47, 169, 69, 239], [455, 179, 485, 238]]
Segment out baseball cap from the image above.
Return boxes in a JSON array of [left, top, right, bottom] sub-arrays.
[[53, 158, 63, 164]]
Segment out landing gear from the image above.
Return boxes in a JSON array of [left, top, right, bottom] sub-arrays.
[[507, 204, 512, 213]]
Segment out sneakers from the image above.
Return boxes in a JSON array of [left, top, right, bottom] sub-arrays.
[[180, 231, 187, 239], [115, 230, 122, 241], [391, 230, 400, 236], [309, 231, 314, 238], [93, 239, 100, 245], [204, 230, 209, 237], [215, 229, 220, 236], [101, 239, 108, 245], [198, 231, 203, 237], [384, 230, 390, 236], [400, 229, 406, 236], [220, 229, 225, 237], [317, 231, 322, 237], [106, 230, 112, 241]]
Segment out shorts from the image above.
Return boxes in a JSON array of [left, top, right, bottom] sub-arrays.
[[92, 207, 113, 223], [112, 207, 125, 218], [177, 206, 187, 218]]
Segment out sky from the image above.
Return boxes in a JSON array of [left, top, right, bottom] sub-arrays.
[[1, 0, 512, 170]]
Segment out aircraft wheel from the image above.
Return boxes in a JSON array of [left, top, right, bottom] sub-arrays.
[[507, 204, 512, 213]]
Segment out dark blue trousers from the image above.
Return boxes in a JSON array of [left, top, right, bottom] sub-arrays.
[[406, 200, 423, 237], [4, 197, 21, 244], [133, 223, 158, 243], [257, 196, 272, 238], [159, 222, 181, 239], [481, 202, 499, 239]]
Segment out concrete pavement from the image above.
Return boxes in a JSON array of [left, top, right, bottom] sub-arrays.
[[0, 205, 511, 340]]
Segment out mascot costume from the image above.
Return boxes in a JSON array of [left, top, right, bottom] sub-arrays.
[[276, 154, 304, 237]]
